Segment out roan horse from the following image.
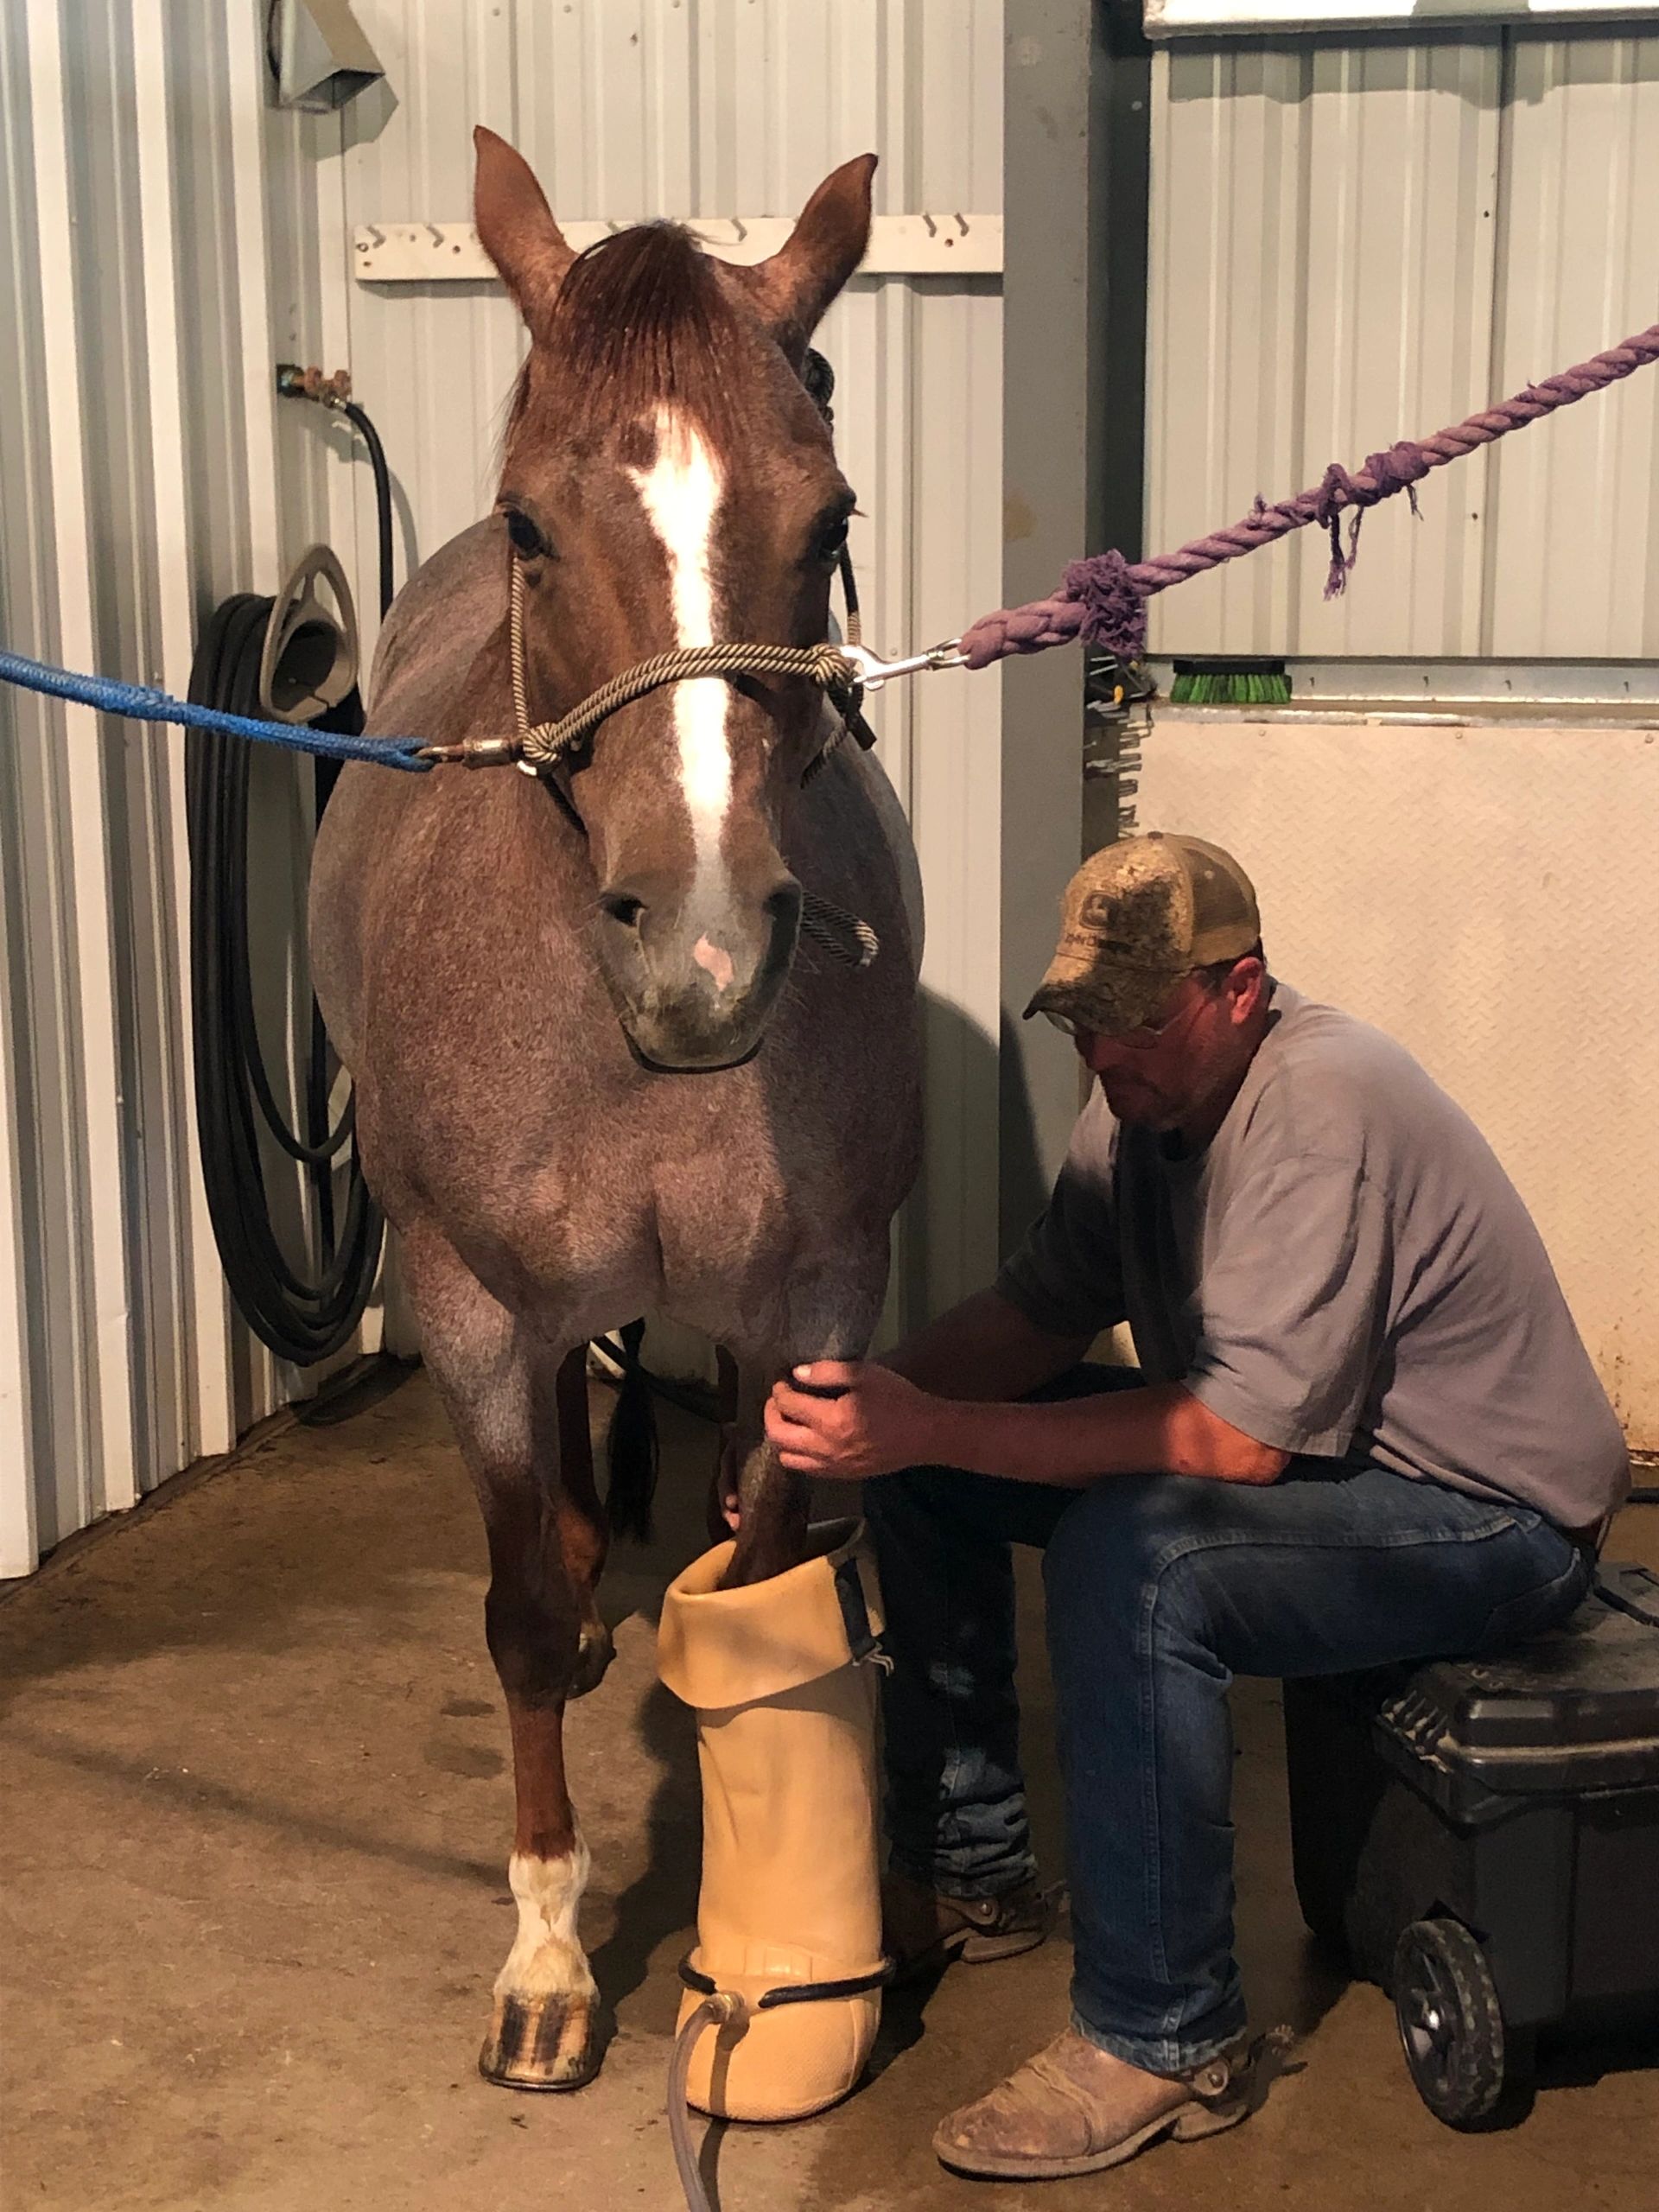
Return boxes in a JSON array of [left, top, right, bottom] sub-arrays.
[[308, 130, 923, 2089]]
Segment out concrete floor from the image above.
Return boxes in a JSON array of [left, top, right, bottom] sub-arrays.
[[3, 1365, 1656, 2212]]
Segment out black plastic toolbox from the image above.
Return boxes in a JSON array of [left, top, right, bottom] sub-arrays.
[[1283, 1560, 1659, 2126]]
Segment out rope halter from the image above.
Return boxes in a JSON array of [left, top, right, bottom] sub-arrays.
[[420, 557, 870, 776]]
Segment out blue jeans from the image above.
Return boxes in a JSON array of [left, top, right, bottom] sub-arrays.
[[864, 1365, 1592, 2075]]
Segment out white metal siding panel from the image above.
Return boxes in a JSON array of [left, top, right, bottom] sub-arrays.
[[134, 0, 237, 1460], [1147, 29, 1656, 664], [1, 0, 337, 1570], [21, 0, 138, 1524], [2, 0, 62, 1573], [0, 886, 35, 1574], [1297, 36, 1500, 658], [1133, 717, 1659, 1450], [68, 0, 188, 1497], [1147, 42, 1308, 654], [1488, 30, 1659, 660]]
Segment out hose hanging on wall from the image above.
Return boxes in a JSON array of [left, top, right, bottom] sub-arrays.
[[185, 397, 396, 1365]]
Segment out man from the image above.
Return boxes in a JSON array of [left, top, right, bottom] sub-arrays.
[[764, 831, 1628, 2182]]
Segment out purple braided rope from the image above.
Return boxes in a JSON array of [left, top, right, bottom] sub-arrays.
[[959, 321, 1659, 669]]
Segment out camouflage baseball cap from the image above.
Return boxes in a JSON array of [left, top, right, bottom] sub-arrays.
[[1024, 833, 1261, 1037]]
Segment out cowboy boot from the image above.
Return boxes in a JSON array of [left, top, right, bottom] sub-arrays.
[[932, 2026, 1261, 2180]]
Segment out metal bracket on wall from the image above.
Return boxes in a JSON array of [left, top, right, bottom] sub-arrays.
[[352, 215, 1004, 284]]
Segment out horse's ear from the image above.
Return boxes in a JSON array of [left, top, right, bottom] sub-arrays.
[[474, 126, 575, 335], [742, 154, 876, 359]]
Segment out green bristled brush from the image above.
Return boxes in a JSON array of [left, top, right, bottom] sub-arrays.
[[1169, 658, 1293, 707]]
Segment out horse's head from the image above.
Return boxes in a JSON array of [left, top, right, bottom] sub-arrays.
[[474, 129, 873, 1072]]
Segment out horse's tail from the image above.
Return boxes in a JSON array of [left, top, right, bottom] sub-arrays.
[[603, 1317, 658, 1543]]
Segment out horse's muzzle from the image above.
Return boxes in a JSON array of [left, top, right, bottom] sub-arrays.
[[597, 874, 803, 1072]]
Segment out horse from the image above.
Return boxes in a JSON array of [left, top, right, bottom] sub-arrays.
[[308, 128, 923, 2091]]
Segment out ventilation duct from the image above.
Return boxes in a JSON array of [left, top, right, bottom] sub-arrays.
[[267, 0, 385, 113]]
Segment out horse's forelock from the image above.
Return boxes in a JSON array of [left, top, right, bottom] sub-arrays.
[[508, 225, 751, 449]]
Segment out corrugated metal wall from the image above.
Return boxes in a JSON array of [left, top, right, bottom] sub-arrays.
[[0, 0, 357, 1573], [1, 0, 1005, 1570], [1145, 25, 1659, 662]]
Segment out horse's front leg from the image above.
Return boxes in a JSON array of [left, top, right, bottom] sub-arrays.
[[477, 1467, 604, 2088], [402, 1225, 609, 2090], [721, 1255, 887, 1589], [723, 1373, 810, 1586]]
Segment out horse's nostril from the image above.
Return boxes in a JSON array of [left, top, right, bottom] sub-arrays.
[[601, 891, 645, 929]]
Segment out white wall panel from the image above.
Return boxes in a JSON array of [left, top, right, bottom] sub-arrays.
[[1297, 36, 1500, 658], [1147, 41, 1308, 652], [1147, 27, 1658, 664], [1488, 31, 1659, 660], [0, 0, 340, 1570], [6, 0, 138, 1554], [1133, 715, 1659, 1447], [0, 880, 35, 1576]]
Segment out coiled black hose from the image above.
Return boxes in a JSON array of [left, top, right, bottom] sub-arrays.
[[183, 404, 396, 1364]]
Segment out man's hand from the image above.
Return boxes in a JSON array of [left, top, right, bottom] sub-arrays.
[[765, 1362, 950, 1479]]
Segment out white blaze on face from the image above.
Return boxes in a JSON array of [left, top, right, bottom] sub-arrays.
[[628, 410, 732, 903]]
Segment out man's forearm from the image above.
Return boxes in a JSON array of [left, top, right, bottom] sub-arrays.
[[920, 1380, 1289, 1488], [880, 1287, 1090, 1403]]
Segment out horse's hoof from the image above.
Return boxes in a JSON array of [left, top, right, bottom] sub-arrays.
[[479, 1992, 601, 2091], [569, 1623, 614, 1701]]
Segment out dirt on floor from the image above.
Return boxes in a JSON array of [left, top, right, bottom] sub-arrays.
[[2, 1363, 1655, 2212]]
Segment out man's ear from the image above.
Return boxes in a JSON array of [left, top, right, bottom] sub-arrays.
[[474, 126, 575, 336], [741, 155, 876, 361]]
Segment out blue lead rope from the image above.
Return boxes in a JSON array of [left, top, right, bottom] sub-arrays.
[[0, 650, 433, 772]]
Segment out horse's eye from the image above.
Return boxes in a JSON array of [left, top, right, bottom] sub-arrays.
[[504, 507, 550, 559], [816, 515, 850, 569]]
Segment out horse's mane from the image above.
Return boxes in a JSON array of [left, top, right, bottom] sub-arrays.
[[506, 224, 746, 444]]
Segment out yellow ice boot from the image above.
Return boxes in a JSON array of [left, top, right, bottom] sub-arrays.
[[658, 1519, 890, 2122]]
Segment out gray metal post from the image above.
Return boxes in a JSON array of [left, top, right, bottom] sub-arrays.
[[997, 1, 1115, 1253]]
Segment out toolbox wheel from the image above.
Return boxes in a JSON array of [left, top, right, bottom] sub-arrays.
[[1392, 1918, 1506, 2127]]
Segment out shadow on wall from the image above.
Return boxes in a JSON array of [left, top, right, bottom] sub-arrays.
[[894, 988, 1055, 1339]]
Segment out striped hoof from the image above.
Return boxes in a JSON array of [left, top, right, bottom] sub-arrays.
[[479, 1991, 601, 2091]]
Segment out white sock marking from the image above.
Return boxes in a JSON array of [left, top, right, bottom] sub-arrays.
[[629, 411, 732, 893], [496, 1840, 597, 2002]]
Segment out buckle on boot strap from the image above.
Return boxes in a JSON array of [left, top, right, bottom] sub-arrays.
[[833, 1551, 887, 1668], [678, 1954, 895, 2010]]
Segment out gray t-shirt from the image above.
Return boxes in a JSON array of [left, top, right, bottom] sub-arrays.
[[997, 983, 1629, 1530]]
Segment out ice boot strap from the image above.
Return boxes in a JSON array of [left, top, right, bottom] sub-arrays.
[[678, 1953, 894, 2011]]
